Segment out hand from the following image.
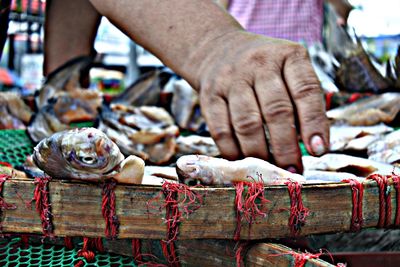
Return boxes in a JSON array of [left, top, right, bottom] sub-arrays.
[[188, 31, 329, 173]]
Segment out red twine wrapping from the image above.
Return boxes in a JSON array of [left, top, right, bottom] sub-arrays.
[[30, 177, 54, 237], [367, 174, 392, 228], [325, 92, 334, 110], [233, 180, 270, 241], [342, 179, 364, 231], [292, 251, 322, 267], [285, 181, 309, 236], [132, 238, 143, 262], [64, 237, 74, 250], [392, 174, 400, 226], [74, 237, 104, 267], [147, 181, 205, 267], [101, 179, 119, 239], [234, 242, 250, 267]]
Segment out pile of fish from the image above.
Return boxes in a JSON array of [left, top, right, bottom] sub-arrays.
[[0, 92, 32, 129]]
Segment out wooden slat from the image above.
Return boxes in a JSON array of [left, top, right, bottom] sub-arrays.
[[0, 178, 395, 239]]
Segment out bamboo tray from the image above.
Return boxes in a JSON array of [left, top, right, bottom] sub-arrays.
[[0, 177, 396, 240]]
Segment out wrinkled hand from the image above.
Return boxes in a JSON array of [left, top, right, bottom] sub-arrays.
[[189, 31, 329, 173]]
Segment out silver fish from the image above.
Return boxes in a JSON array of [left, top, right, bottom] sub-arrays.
[[368, 129, 400, 165], [33, 127, 144, 183], [176, 155, 305, 186], [176, 135, 220, 157]]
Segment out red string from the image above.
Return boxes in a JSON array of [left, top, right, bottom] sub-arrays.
[[233, 179, 270, 241], [101, 179, 119, 239], [285, 181, 309, 236], [367, 174, 392, 227], [342, 179, 364, 231], [0, 162, 13, 168], [392, 174, 400, 226], [132, 238, 143, 262], [147, 181, 205, 267], [234, 242, 250, 267], [74, 237, 104, 267], [292, 251, 322, 267], [20, 235, 29, 248], [30, 177, 54, 237], [64, 237, 74, 250]]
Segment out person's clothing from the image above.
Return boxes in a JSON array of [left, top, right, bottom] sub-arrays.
[[228, 0, 324, 45]]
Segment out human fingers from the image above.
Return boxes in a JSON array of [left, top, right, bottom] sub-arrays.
[[200, 93, 241, 160], [228, 83, 269, 160], [254, 68, 303, 172], [283, 47, 329, 156]]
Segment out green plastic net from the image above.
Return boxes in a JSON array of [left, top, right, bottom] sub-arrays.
[[0, 130, 34, 167], [0, 237, 136, 267]]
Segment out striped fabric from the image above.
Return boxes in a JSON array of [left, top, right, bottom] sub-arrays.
[[228, 0, 324, 45]]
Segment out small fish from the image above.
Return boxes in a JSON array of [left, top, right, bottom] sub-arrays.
[[368, 129, 400, 165], [99, 104, 179, 164], [326, 93, 400, 126], [33, 127, 144, 183], [176, 135, 220, 157], [176, 155, 305, 186]]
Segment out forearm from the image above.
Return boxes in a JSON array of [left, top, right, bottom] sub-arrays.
[[89, 0, 243, 88], [45, 0, 101, 75]]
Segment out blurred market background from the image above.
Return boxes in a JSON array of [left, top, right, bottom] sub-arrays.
[[1, 0, 399, 95]]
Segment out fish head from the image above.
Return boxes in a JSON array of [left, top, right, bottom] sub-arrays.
[[176, 155, 214, 185], [60, 128, 124, 173]]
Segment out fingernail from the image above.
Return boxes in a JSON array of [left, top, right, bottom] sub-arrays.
[[310, 135, 325, 156], [286, 166, 298, 174]]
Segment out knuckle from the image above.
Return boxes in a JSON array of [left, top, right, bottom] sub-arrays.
[[262, 100, 294, 122], [234, 113, 262, 136], [302, 109, 327, 125], [287, 45, 309, 63], [292, 83, 322, 101], [211, 127, 232, 141]]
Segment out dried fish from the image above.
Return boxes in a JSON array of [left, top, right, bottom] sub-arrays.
[[303, 170, 360, 184], [112, 69, 171, 106], [33, 127, 144, 184], [326, 93, 400, 126], [99, 104, 179, 164], [176, 135, 220, 157], [170, 79, 206, 132], [329, 123, 393, 151], [367, 129, 400, 165], [36, 56, 93, 109], [302, 154, 398, 177], [176, 155, 305, 186]]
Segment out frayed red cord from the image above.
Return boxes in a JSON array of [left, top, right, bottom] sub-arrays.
[[74, 237, 104, 267], [325, 92, 334, 110], [0, 162, 12, 168], [367, 174, 392, 227], [132, 238, 142, 262], [101, 179, 119, 239], [292, 251, 322, 267], [285, 181, 309, 236], [160, 240, 179, 267], [392, 174, 400, 226], [147, 181, 204, 267], [20, 235, 29, 248], [65, 237, 74, 250], [342, 179, 364, 231], [233, 180, 270, 241], [234, 242, 250, 267], [30, 177, 53, 237]]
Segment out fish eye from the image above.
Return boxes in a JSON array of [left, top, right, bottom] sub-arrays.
[[80, 156, 96, 164], [186, 179, 200, 186]]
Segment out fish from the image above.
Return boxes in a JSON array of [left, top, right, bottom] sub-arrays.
[[170, 79, 206, 133], [303, 170, 360, 184], [99, 104, 179, 164], [326, 93, 400, 126], [176, 135, 220, 157], [0, 92, 33, 124], [329, 123, 393, 151], [36, 56, 94, 109], [176, 155, 305, 186], [112, 69, 172, 106], [302, 154, 398, 177], [0, 105, 26, 130], [367, 129, 400, 165], [33, 127, 144, 184]]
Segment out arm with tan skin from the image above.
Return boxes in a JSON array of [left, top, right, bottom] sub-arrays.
[[87, 0, 329, 173], [44, 0, 101, 75]]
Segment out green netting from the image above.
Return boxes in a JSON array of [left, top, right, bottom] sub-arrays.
[[0, 237, 136, 267], [0, 130, 34, 167]]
